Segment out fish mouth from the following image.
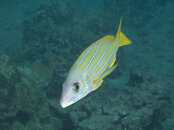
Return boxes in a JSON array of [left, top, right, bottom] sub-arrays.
[[60, 96, 74, 108], [60, 84, 70, 108], [60, 99, 69, 108]]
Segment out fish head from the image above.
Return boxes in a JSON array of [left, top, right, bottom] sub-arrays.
[[60, 71, 91, 108]]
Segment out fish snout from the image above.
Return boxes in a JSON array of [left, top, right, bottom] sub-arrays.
[[60, 90, 72, 108], [60, 83, 70, 108], [60, 98, 68, 108]]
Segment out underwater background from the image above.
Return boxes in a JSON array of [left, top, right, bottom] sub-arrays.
[[0, 0, 174, 130]]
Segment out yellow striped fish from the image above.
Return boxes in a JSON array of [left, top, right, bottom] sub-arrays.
[[60, 18, 132, 108]]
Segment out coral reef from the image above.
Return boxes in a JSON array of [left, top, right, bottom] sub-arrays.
[[50, 65, 171, 130], [22, 0, 88, 62], [0, 55, 62, 130], [0, 54, 171, 130]]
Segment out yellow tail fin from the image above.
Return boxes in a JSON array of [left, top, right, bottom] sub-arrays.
[[115, 17, 132, 47], [120, 32, 132, 46]]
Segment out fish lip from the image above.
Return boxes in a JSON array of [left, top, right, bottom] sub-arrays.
[[60, 84, 70, 108], [60, 98, 68, 108], [60, 102, 67, 108], [60, 95, 73, 108], [60, 99, 74, 108]]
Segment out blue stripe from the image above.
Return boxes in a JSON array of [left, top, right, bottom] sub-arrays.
[[77, 41, 104, 81], [73, 44, 94, 76], [88, 47, 116, 85], [71, 47, 117, 102], [87, 41, 111, 78], [92, 48, 116, 81]]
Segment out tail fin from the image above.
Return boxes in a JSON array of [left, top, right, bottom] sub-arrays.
[[120, 32, 132, 46], [115, 17, 132, 47]]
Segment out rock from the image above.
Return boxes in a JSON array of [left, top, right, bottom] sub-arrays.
[[25, 121, 43, 130], [43, 117, 62, 130], [0, 55, 20, 83], [0, 55, 63, 130], [121, 107, 153, 130], [0, 55, 19, 120], [29, 54, 60, 86], [45, 66, 66, 98], [38, 108, 50, 121], [15, 67, 49, 114], [11, 122, 25, 130]]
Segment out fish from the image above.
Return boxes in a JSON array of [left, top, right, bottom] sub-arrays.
[[60, 18, 132, 108]]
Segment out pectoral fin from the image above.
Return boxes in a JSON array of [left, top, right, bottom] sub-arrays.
[[93, 63, 118, 84]]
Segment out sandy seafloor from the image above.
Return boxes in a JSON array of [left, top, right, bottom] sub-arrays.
[[0, 0, 174, 130]]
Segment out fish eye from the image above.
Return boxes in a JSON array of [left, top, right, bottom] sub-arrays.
[[73, 82, 80, 92]]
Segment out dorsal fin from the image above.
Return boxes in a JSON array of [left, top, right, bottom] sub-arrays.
[[115, 16, 122, 39]]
